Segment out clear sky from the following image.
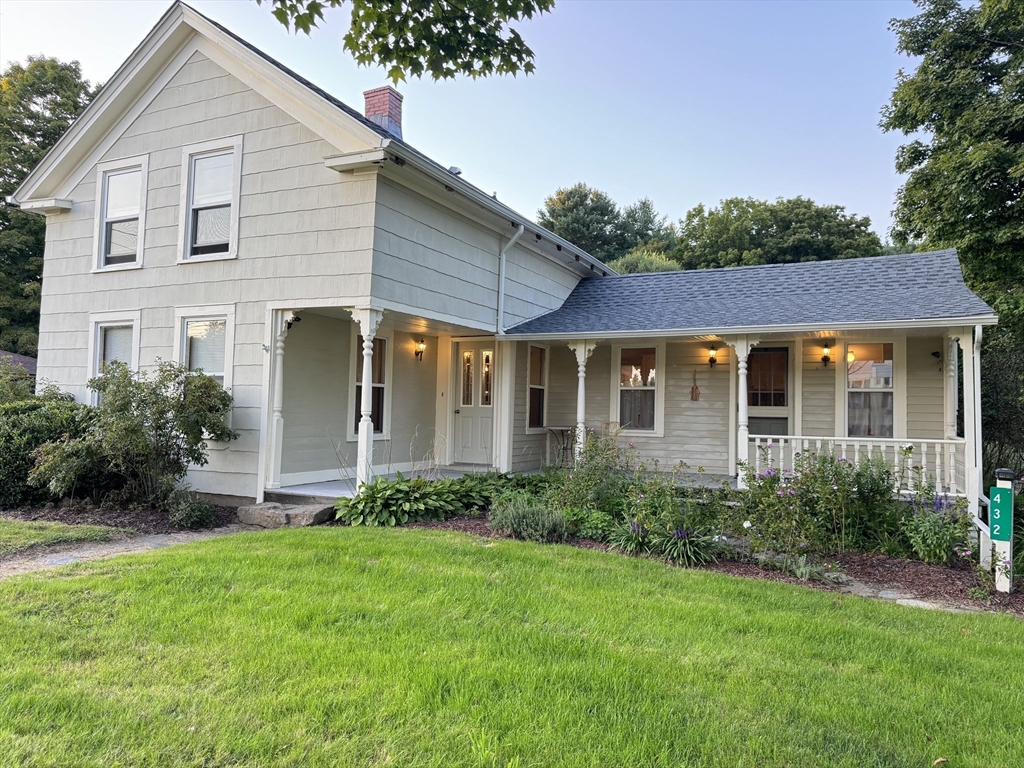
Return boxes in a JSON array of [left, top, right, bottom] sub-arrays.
[[0, 0, 919, 238]]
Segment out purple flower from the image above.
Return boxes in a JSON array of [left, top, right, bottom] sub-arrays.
[[627, 441, 635, 449], [673, 529, 690, 540]]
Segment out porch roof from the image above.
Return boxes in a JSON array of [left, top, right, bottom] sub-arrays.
[[503, 249, 997, 338]]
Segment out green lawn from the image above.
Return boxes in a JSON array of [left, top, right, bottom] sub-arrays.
[[0, 518, 120, 558], [1, 528, 1022, 767]]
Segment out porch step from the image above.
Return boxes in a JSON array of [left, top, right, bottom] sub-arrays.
[[264, 491, 341, 506], [237, 501, 335, 528]]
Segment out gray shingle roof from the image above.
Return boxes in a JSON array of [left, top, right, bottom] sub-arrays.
[[505, 249, 995, 336]]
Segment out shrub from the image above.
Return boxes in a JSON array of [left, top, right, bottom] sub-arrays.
[[550, 431, 633, 516], [0, 398, 100, 508], [29, 361, 236, 509], [488, 490, 566, 543], [0, 358, 36, 405], [901, 493, 971, 565], [167, 490, 216, 529], [564, 507, 616, 542], [336, 473, 462, 526]]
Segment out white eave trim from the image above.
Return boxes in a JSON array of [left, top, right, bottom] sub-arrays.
[[503, 314, 1001, 341], [7, 197, 73, 214], [324, 149, 388, 173]]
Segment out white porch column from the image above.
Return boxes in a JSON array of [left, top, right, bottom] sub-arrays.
[[494, 339, 516, 473], [267, 309, 302, 490], [352, 308, 384, 487], [728, 335, 757, 489], [959, 326, 987, 565], [569, 340, 597, 461], [944, 332, 959, 440]]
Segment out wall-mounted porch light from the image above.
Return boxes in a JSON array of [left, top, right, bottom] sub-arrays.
[[708, 345, 718, 368], [821, 340, 833, 368], [415, 339, 426, 361]]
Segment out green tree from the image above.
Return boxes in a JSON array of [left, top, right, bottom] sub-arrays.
[[538, 183, 623, 263], [606, 246, 680, 275], [258, 0, 553, 81], [882, 0, 1024, 332], [0, 57, 97, 356], [619, 198, 673, 252], [672, 196, 884, 270], [882, 0, 1024, 473]]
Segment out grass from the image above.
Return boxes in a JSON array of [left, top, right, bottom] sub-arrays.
[[1, 527, 1023, 767], [0, 518, 120, 558]]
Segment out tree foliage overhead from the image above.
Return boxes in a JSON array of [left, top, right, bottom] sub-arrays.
[[882, 0, 1024, 332], [606, 247, 681, 275], [258, 0, 553, 81], [537, 183, 672, 263], [0, 57, 97, 356], [671, 196, 884, 270]]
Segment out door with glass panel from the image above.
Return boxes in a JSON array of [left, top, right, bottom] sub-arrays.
[[454, 341, 494, 464]]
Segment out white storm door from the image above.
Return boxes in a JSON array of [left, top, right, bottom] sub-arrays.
[[454, 342, 494, 464]]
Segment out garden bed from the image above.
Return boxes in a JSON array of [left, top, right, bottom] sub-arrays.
[[406, 512, 1024, 615], [1, 499, 238, 535]]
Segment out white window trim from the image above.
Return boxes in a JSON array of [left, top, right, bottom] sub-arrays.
[[176, 136, 243, 264], [525, 343, 549, 434], [346, 324, 395, 442], [92, 154, 149, 272], [609, 341, 666, 438], [87, 310, 141, 405], [839, 337, 907, 440]]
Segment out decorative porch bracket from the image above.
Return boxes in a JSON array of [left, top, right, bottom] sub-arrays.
[[569, 340, 598, 461], [723, 334, 759, 489], [267, 308, 304, 490], [352, 307, 384, 487]]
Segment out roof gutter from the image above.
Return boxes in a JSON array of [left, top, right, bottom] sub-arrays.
[[378, 139, 613, 277], [496, 224, 525, 335], [503, 314, 1001, 342]]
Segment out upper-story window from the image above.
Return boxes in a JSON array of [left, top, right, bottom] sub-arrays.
[[94, 155, 148, 271], [178, 137, 242, 262]]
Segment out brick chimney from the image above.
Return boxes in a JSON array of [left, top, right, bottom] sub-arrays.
[[363, 86, 403, 140]]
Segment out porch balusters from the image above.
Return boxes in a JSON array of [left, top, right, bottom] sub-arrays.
[[353, 308, 384, 487]]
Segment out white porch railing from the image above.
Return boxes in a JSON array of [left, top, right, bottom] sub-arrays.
[[746, 435, 968, 495]]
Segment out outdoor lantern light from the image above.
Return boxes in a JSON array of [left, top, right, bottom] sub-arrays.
[[415, 339, 426, 361], [847, 350, 856, 363], [821, 340, 833, 368], [708, 345, 717, 368]]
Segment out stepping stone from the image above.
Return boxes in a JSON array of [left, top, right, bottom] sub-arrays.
[[236, 502, 334, 529]]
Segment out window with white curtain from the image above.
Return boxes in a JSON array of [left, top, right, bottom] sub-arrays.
[[618, 347, 657, 431], [847, 342, 894, 438], [184, 319, 227, 385]]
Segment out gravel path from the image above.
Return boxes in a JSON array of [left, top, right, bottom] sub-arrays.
[[0, 524, 260, 580]]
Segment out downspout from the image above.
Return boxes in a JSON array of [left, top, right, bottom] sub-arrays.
[[496, 224, 525, 334]]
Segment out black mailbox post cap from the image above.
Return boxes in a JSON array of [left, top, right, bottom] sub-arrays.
[[995, 468, 1016, 481]]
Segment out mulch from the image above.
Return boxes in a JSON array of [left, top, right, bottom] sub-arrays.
[[1, 500, 238, 535]]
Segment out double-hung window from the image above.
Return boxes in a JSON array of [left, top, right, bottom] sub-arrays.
[[179, 137, 242, 261], [95, 156, 148, 270], [174, 305, 235, 392], [528, 345, 547, 429], [89, 311, 140, 403], [618, 347, 657, 431], [354, 336, 387, 434], [846, 342, 894, 438]]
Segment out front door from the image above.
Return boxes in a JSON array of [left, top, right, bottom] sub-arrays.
[[454, 341, 494, 464]]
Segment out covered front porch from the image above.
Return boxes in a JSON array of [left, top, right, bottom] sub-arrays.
[[512, 325, 983, 512]]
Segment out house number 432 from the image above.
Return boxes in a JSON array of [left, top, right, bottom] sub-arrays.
[[989, 488, 1014, 543]]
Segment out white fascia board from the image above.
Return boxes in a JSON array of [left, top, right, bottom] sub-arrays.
[[12, 3, 192, 203], [503, 314, 1001, 341], [381, 141, 614, 278]]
